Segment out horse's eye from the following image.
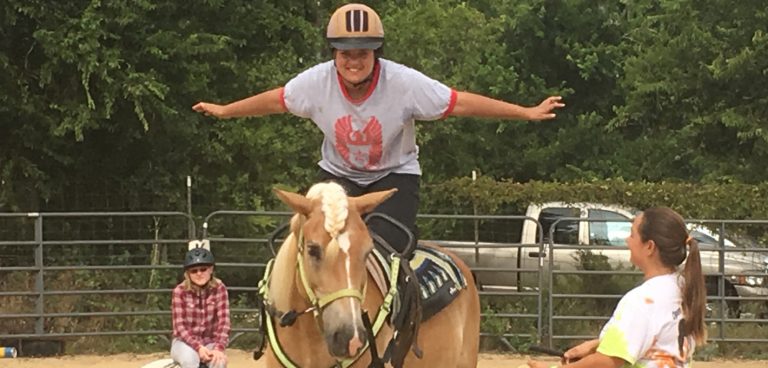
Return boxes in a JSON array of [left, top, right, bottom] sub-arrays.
[[307, 244, 322, 260]]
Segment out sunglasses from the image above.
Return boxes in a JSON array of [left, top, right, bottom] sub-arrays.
[[188, 266, 211, 275]]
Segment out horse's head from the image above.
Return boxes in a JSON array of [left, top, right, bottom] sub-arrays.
[[274, 182, 396, 359]]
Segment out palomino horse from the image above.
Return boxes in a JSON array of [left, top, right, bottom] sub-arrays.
[[258, 182, 480, 367]]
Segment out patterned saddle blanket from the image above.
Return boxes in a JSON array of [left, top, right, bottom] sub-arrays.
[[368, 244, 468, 322]]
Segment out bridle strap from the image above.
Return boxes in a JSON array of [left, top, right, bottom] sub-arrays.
[[317, 287, 365, 309], [296, 230, 367, 313]]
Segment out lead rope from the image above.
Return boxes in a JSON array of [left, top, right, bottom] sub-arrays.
[[252, 294, 268, 361], [362, 310, 385, 368]]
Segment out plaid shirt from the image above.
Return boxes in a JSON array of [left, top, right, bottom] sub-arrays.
[[172, 280, 231, 351]]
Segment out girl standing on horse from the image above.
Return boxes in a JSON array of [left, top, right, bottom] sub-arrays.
[[171, 247, 231, 368], [193, 3, 564, 253], [527, 207, 707, 368]]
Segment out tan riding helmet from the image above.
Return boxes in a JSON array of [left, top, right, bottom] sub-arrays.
[[326, 3, 384, 50]]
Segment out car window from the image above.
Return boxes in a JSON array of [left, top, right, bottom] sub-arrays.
[[537, 207, 580, 244], [689, 227, 737, 248], [691, 230, 717, 247], [588, 209, 631, 246]]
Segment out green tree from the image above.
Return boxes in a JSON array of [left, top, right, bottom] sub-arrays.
[[612, 0, 768, 183], [0, 0, 324, 212], [2, 0, 767, 214]]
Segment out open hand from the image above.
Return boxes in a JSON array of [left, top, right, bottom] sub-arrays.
[[528, 96, 565, 120]]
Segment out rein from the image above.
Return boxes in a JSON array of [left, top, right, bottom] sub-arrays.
[[254, 226, 402, 368]]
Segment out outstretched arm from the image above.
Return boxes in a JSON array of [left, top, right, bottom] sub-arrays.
[[449, 91, 564, 120], [192, 87, 287, 119]]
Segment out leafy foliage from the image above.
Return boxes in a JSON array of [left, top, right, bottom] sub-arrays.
[[424, 176, 768, 220], [2, 0, 767, 214]]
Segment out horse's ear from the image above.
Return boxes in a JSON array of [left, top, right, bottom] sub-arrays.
[[274, 188, 313, 215], [350, 188, 397, 214]]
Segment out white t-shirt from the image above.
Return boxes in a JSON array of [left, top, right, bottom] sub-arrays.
[[281, 58, 456, 186], [597, 274, 696, 367]]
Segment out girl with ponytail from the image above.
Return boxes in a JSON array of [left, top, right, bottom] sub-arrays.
[[528, 207, 707, 368]]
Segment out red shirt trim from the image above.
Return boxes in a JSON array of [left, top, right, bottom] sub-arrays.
[[441, 89, 458, 119], [337, 62, 381, 104], [278, 87, 287, 111]]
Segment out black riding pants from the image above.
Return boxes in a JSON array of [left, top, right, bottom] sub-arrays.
[[316, 169, 419, 253]]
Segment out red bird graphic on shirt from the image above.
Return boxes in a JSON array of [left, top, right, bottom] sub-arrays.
[[334, 115, 383, 170]]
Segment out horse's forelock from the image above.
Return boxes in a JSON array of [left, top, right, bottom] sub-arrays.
[[306, 182, 348, 238]]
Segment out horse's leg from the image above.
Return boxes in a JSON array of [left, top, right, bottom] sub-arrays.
[[455, 256, 481, 368], [457, 280, 481, 367]]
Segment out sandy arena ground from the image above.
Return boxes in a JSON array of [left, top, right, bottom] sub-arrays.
[[3, 349, 767, 368]]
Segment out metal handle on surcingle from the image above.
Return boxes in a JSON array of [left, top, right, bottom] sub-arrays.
[[267, 222, 291, 256], [364, 212, 416, 258]]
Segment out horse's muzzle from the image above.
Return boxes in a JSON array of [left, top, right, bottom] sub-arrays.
[[326, 324, 367, 358]]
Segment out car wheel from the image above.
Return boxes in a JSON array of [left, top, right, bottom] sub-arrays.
[[705, 277, 741, 319]]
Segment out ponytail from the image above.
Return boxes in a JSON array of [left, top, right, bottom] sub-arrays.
[[638, 207, 708, 345], [681, 238, 707, 344]]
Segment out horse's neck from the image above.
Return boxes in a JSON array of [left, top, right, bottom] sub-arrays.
[[287, 270, 312, 311], [269, 266, 333, 366]]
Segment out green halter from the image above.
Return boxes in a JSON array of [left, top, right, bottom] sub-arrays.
[[296, 235, 368, 315], [257, 227, 402, 368]]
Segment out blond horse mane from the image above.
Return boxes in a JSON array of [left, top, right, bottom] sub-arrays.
[[269, 182, 349, 312]]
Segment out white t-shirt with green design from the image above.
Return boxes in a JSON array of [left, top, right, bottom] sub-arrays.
[[597, 274, 696, 367]]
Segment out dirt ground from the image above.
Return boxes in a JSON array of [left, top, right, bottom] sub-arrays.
[[2, 349, 767, 368]]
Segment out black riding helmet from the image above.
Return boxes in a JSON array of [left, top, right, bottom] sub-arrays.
[[184, 247, 215, 269]]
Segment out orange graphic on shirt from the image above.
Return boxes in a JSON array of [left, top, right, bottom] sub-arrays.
[[643, 347, 678, 368], [334, 115, 383, 170]]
